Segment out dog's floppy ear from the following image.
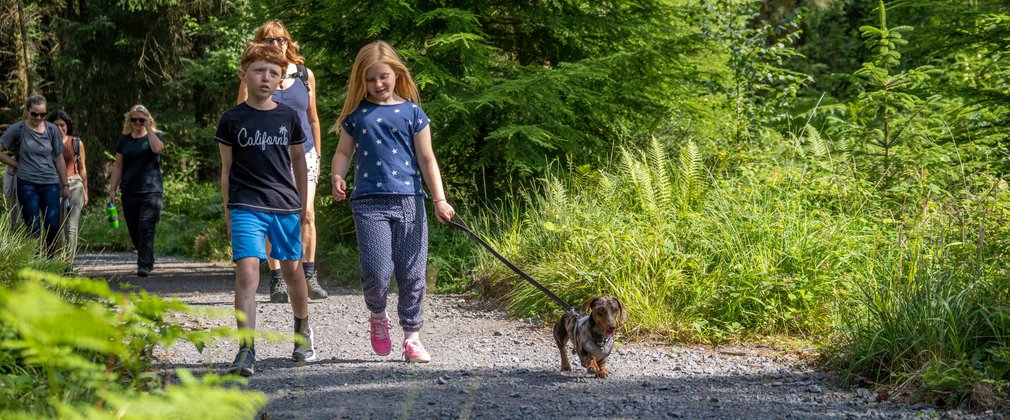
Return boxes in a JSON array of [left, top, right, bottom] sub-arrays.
[[615, 297, 627, 324], [581, 296, 600, 315]]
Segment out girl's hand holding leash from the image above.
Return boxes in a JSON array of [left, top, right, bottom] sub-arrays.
[[433, 198, 455, 223]]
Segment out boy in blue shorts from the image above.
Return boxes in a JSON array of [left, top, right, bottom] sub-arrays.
[[216, 43, 314, 376]]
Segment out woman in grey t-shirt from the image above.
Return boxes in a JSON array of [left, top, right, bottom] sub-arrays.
[[0, 94, 70, 257]]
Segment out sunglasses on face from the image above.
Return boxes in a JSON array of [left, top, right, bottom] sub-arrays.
[[130, 118, 146, 123], [29, 111, 46, 118], [262, 37, 288, 45]]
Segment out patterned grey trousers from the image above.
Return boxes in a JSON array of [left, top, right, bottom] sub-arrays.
[[351, 195, 428, 332]]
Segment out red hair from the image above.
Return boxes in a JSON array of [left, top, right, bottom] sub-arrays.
[[240, 43, 288, 71]]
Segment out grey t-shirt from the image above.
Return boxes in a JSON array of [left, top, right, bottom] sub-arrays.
[[0, 121, 63, 185]]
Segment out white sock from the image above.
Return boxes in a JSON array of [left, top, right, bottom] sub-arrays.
[[371, 311, 387, 320], [404, 331, 419, 341]]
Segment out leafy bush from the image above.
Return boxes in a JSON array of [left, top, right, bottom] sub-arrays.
[[0, 269, 265, 418]]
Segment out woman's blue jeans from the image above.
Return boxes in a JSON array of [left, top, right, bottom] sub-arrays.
[[16, 179, 61, 256]]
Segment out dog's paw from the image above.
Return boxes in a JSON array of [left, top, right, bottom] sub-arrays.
[[596, 370, 609, 378], [560, 362, 571, 372], [586, 367, 599, 375]]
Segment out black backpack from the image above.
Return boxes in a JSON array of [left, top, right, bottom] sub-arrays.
[[71, 136, 81, 171], [291, 64, 310, 94]]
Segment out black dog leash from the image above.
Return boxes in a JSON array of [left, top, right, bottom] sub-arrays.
[[445, 215, 580, 317]]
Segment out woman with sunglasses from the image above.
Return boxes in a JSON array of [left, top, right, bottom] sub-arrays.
[[108, 105, 165, 277], [237, 20, 327, 301], [0, 94, 70, 257]]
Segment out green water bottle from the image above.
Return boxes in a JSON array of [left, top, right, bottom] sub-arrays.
[[106, 202, 120, 229]]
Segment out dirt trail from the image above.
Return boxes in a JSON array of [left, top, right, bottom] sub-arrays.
[[75, 252, 976, 419]]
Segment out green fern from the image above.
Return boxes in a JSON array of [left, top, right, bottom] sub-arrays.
[[621, 148, 656, 216], [805, 124, 829, 157], [676, 140, 703, 209], [649, 136, 674, 211]]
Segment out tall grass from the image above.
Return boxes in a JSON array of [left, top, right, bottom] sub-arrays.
[[470, 136, 867, 341], [829, 183, 1010, 409]]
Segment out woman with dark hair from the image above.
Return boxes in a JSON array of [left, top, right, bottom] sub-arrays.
[[47, 110, 88, 262], [108, 104, 165, 277], [0, 94, 69, 257]]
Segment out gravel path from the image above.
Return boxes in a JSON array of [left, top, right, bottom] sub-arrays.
[[75, 252, 989, 419]]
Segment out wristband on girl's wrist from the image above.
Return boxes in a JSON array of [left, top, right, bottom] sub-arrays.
[[433, 198, 446, 203]]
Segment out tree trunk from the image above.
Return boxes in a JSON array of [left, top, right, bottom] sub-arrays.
[[15, 0, 32, 98]]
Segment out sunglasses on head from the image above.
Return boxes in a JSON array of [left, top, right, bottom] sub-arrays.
[[29, 111, 46, 118], [262, 37, 288, 45], [130, 117, 146, 123]]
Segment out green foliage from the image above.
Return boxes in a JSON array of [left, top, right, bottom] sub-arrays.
[[828, 179, 1010, 409], [699, 0, 811, 142], [470, 137, 862, 341], [0, 269, 265, 418], [272, 0, 715, 197], [5, 0, 255, 198]]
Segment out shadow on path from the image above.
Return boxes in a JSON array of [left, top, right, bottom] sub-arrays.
[[73, 251, 357, 296]]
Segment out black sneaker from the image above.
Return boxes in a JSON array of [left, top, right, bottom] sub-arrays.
[[137, 267, 150, 277], [292, 326, 316, 362], [305, 269, 328, 299], [228, 347, 255, 377], [269, 275, 288, 303]]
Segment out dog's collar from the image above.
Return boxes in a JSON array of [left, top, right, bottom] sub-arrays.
[[581, 317, 614, 348], [593, 332, 614, 348]]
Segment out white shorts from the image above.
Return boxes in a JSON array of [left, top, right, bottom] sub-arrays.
[[292, 147, 320, 185]]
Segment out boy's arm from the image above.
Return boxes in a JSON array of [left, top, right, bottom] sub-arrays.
[[413, 126, 455, 223], [330, 127, 355, 201], [290, 143, 308, 221], [219, 144, 232, 236]]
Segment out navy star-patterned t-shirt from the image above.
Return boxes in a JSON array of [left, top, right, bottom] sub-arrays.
[[214, 102, 306, 214], [341, 100, 430, 200]]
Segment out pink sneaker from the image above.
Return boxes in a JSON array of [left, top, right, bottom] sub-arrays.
[[368, 317, 392, 356], [402, 338, 431, 363]]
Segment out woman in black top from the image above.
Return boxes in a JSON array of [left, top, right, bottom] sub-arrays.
[[107, 104, 165, 277]]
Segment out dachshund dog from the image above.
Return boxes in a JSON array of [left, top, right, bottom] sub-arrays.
[[553, 296, 626, 378]]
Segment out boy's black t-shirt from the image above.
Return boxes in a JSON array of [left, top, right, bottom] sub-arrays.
[[214, 102, 306, 214], [115, 132, 164, 195]]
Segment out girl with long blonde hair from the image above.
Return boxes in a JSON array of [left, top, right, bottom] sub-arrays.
[[330, 40, 455, 363]]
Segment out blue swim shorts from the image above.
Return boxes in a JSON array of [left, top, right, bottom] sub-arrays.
[[230, 208, 302, 263]]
